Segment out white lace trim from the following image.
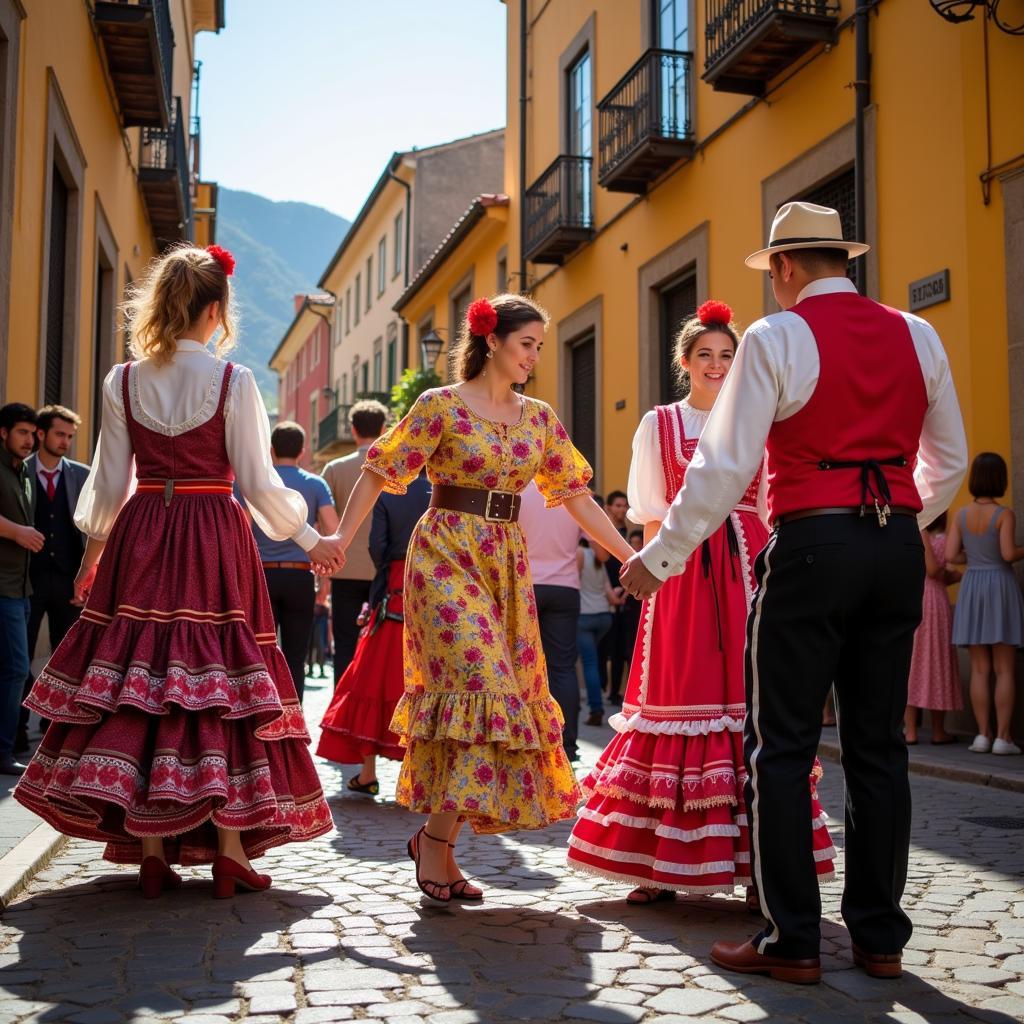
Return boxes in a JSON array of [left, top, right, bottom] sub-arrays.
[[731, 509, 755, 608], [127, 360, 232, 437], [577, 807, 741, 842], [567, 836, 740, 876], [566, 855, 750, 894], [608, 711, 745, 735], [635, 589, 656, 709]]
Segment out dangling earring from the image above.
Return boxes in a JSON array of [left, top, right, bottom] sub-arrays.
[[482, 349, 494, 377]]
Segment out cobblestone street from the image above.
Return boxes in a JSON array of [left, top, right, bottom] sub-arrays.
[[1, 673, 1022, 1024]]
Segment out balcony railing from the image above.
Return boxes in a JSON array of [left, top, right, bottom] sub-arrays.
[[704, 0, 839, 95], [93, 0, 174, 128], [523, 155, 594, 265], [597, 48, 695, 194], [317, 404, 353, 451], [139, 96, 192, 245]]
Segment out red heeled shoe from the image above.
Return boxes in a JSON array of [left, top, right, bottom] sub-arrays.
[[138, 856, 182, 899], [211, 855, 271, 899]]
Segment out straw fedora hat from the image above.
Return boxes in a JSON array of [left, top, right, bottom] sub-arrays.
[[745, 201, 869, 271]]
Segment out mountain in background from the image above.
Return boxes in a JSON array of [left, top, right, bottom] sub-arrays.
[[217, 188, 349, 404]]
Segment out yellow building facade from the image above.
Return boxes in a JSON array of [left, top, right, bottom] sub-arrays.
[[397, 194, 510, 380], [0, 0, 224, 451], [496, 0, 1023, 505]]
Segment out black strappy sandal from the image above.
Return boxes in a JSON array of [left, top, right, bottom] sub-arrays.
[[447, 842, 483, 901], [347, 775, 380, 796], [406, 827, 451, 904], [626, 887, 675, 905]]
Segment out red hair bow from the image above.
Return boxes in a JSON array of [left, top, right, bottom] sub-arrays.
[[467, 297, 498, 337], [206, 245, 236, 277], [697, 300, 732, 326]]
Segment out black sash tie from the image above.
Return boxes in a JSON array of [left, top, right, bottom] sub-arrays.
[[817, 456, 908, 526], [701, 516, 741, 652]]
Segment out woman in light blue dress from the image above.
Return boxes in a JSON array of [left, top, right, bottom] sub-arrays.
[[947, 452, 1024, 755]]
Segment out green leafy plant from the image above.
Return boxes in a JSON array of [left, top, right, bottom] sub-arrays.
[[390, 367, 442, 420]]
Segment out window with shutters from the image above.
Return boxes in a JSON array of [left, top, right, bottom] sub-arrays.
[[354, 275, 361, 324], [393, 211, 404, 278], [386, 324, 397, 389], [44, 165, 70, 405], [659, 272, 696, 404], [373, 338, 383, 391], [345, 287, 351, 333], [799, 168, 858, 290], [378, 237, 387, 295], [571, 333, 597, 479], [366, 256, 372, 311]]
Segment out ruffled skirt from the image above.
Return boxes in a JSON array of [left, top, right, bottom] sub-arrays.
[[14, 492, 333, 864], [317, 560, 406, 764], [390, 509, 581, 833]]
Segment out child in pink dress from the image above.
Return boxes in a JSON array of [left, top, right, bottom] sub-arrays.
[[904, 512, 963, 744]]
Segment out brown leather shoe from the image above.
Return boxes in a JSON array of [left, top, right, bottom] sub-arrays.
[[710, 940, 821, 984], [852, 944, 902, 979]]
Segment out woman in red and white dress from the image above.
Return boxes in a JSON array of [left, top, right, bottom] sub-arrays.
[[567, 301, 835, 904]]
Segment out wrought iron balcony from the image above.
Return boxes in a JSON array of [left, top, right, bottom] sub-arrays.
[[93, 0, 174, 128], [313, 403, 354, 456], [597, 49, 695, 194], [704, 0, 839, 96], [139, 97, 192, 246], [523, 155, 594, 264]]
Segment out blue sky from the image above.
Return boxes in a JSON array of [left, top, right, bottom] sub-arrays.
[[195, 1, 508, 220]]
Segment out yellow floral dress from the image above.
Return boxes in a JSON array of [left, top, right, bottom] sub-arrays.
[[363, 386, 592, 833]]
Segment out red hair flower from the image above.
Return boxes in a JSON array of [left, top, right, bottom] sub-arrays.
[[206, 245, 236, 277], [697, 300, 732, 326], [467, 297, 498, 337]]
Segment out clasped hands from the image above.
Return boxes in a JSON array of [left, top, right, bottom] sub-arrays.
[[309, 533, 346, 576], [618, 552, 665, 601]]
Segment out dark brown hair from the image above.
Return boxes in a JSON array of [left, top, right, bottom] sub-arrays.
[[454, 293, 549, 381], [968, 451, 1008, 499], [769, 248, 850, 277], [36, 404, 81, 433], [349, 399, 388, 439], [672, 316, 740, 395], [271, 420, 306, 459]]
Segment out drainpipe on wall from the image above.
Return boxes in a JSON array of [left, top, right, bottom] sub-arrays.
[[518, 0, 528, 293], [387, 167, 412, 368], [853, 0, 870, 296]]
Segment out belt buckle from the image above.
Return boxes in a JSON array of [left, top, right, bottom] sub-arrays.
[[484, 489, 514, 522]]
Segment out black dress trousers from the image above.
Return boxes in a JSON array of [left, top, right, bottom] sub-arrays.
[[743, 513, 924, 959]]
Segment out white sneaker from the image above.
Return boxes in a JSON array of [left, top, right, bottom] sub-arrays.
[[969, 734, 992, 753], [991, 738, 1022, 756]]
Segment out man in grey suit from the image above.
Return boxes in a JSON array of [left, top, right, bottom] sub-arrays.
[[17, 405, 90, 751]]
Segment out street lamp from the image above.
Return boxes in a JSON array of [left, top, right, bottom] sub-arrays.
[[420, 329, 445, 371]]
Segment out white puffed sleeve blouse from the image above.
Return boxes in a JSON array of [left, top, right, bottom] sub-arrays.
[[74, 339, 319, 550], [626, 400, 769, 528]]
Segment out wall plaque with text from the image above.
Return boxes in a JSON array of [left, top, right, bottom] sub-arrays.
[[909, 270, 950, 312]]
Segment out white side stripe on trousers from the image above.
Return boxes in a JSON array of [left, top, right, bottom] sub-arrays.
[[748, 532, 781, 955]]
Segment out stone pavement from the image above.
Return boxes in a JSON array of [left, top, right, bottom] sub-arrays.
[[1, 670, 1023, 1024]]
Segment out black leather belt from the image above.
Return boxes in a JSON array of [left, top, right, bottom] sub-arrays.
[[774, 505, 918, 528]]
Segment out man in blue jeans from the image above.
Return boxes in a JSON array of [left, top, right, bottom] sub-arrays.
[[0, 403, 45, 775]]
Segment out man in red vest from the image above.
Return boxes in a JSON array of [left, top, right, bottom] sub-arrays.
[[620, 202, 968, 984]]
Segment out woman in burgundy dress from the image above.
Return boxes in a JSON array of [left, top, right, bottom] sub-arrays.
[[15, 245, 340, 898]]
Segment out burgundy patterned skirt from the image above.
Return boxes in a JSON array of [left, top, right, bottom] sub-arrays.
[[14, 490, 333, 865]]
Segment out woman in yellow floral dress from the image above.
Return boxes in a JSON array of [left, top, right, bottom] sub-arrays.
[[331, 294, 635, 903]]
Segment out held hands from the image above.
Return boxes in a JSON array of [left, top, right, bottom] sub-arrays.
[[619, 553, 664, 601], [309, 533, 346, 576], [15, 525, 45, 553], [72, 561, 98, 606]]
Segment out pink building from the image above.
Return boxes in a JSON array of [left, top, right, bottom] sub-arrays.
[[270, 293, 333, 469]]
